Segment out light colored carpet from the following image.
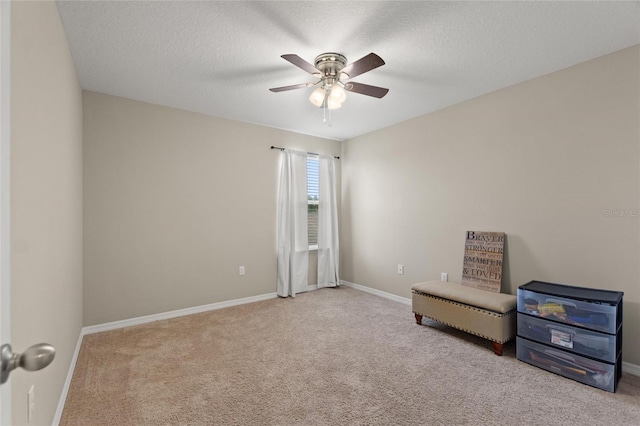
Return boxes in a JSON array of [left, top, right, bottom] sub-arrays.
[[61, 286, 640, 425]]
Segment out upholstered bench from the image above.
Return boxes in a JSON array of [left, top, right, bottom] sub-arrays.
[[412, 281, 517, 355]]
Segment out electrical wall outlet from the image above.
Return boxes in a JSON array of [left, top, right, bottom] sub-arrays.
[[239, 266, 245, 276], [28, 385, 35, 424], [441, 272, 448, 282], [397, 264, 404, 275]]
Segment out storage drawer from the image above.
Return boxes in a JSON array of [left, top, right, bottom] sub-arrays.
[[518, 289, 618, 334], [516, 337, 618, 392], [517, 313, 619, 363]]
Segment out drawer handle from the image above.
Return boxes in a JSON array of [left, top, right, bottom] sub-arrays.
[[546, 298, 577, 308], [546, 325, 576, 335]]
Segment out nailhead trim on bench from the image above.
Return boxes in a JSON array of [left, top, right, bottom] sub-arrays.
[[412, 290, 516, 344]]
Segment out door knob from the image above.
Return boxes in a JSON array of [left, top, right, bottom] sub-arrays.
[[1, 343, 55, 384]]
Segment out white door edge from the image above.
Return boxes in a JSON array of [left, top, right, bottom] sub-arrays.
[[0, 0, 12, 424]]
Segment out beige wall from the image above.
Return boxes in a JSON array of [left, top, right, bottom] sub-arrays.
[[10, 1, 83, 424], [82, 92, 340, 326], [341, 46, 640, 365]]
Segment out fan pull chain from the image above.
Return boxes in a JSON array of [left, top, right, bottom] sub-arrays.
[[323, 103, 332, 127], [323, 99, 327, 123], [322, 91, 332, 127]]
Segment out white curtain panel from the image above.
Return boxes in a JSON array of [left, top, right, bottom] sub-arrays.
[[276, 149, 309, 297], [317, 155, 340, 287]]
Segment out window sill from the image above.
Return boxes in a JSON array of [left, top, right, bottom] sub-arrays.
[[309, 245, 318, 252]]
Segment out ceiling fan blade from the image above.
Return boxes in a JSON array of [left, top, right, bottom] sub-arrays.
[[281, 54, 319, 75], [269, 83, 313, 92], [345, 82, 389, 99], [341, 53, 385, 79]]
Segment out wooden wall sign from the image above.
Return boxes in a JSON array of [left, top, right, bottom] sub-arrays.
[[461, 231, 505, 293]]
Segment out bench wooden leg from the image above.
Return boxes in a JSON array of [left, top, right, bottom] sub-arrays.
[[492, 341, 503, 356], [414, 313, 423, 324]]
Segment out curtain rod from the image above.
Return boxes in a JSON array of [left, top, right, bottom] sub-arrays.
[[270, 145, 340, 160]]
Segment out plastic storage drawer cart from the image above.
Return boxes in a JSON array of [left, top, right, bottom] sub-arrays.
[[516, 281, 623, 392]]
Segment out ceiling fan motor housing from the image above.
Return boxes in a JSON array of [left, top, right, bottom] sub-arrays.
[[314, 53, 348, 80]]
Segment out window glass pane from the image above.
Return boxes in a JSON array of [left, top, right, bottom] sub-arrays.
[[307, 157, 319, 247], [307, 157, 319, 201], [308, 204, 318, 246]]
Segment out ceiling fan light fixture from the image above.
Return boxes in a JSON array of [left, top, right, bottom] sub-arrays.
[[329, 85, 346, 104], [309, 87, 326, 107], [326, 96, 342, 110]]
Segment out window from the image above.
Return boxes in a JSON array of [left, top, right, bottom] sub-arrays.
[[307, 156, 319, 250]]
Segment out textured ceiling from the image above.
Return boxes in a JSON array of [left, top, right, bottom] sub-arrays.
[[56, 1, 640, 141]]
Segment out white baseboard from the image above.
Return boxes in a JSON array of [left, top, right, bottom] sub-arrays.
[[622, 361, 640, 377], [341, 280, 640, 377], [305, 284, 318, 293], [82, 292, 278, 335], [341, 280, 411, 306], [52, 330, 85, 425]]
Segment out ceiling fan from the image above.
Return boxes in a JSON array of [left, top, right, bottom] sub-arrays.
[[269, 52, 389, 110]]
